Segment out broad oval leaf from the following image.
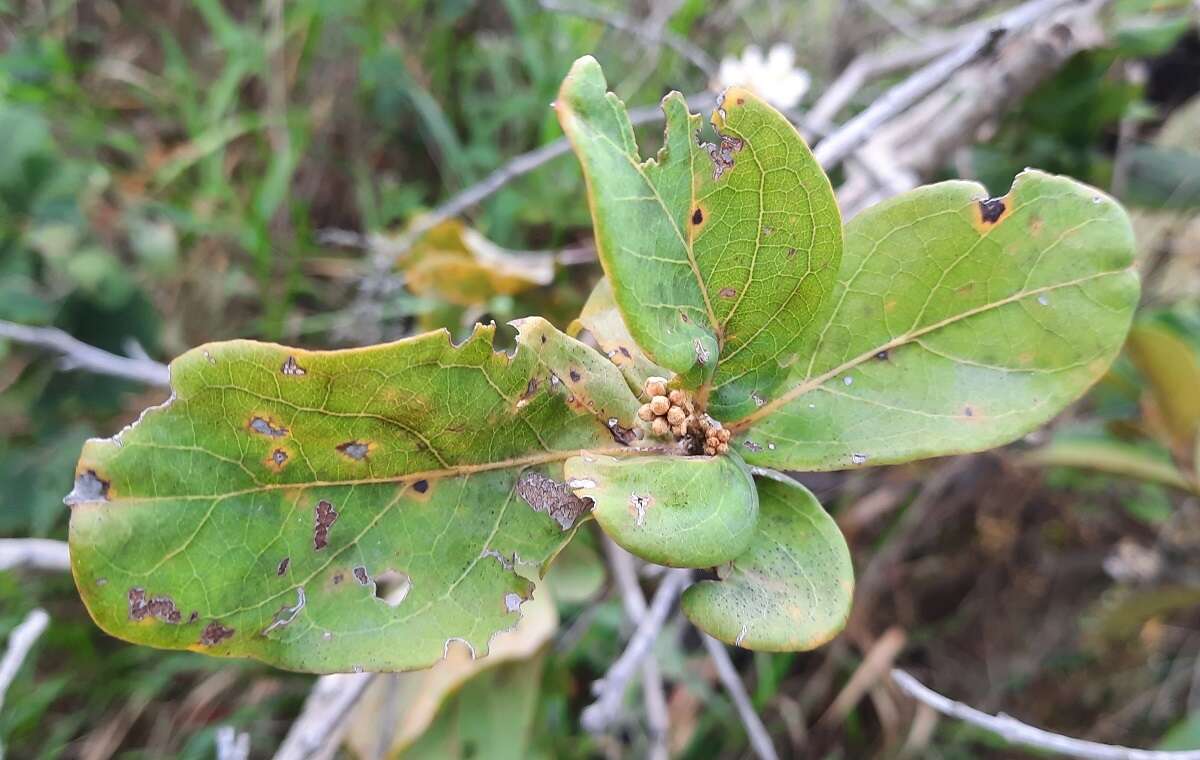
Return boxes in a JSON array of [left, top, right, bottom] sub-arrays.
[[730, 171, 1140, 470], [563, 452, 758, 568], [66, 325, 632, 673], [682, 472, 852, 651], [556, 56, 841, 405]]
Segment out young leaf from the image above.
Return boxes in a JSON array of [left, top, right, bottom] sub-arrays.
[[573, 277, 670, 394], [730, 171, 1140, 470], [511, 316, 643, 441], [562, 451, 758, 568], [66, 325, 630, 673], [556, 56, 841, 406], [681, 472, 852, 651], [1126, 311, 1200, 451]]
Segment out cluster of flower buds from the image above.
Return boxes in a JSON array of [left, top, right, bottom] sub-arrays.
[[636, 376, 732, 455]]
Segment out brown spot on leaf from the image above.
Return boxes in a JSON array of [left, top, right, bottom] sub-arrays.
[[353, 566, 369, 585], [276, 557, 290, 576], [628, 493, 653, 527], [719, 287, 736, 298], [65, 469, 110, 505], [517, 471, 593, 530], [978, 197, 1007, 225], [249, 416, 288, 438], [128, 588, 182, 624], [265, 448, 289, 472], [875, 350, 889, 361], [337, 441, 370, 460], [736, 97, 745, 105], [332, 573, 343, 585], [607, 418, 639, 446], [569, 368, 582, 382], [618, 346, 632, 358], [188, 611, 199, 623], [743, 440, 763, 453], [413, 480, 429, 494], [281, 355, 306, 376], [787, 247, 797, 259], [695, 339, 711, 366], [692, 208, 703, 224], [199, 621, 234, 646], [313, 500, 338, 550]]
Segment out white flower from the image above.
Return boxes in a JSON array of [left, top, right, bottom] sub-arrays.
[[716, 43, 810, 111]]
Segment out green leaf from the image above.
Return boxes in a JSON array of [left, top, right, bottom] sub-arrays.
[[67, 325, 632, 673], [511, 315, 643, 441], [556, 56, 842, 408], [1127, 312, 1200, 449], [681, 472, 852, 651], [1022, 434, 1196, 494], [730, 171, 1140, 470], [574, 277, 670, 395], [562, 452, 758, 568]]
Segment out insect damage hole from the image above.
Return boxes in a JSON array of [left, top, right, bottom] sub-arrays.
[[336, 441, 370, 460], [281, 355, 306, 376], [249, 416, 288, 438], [372, 569, 412, 607]]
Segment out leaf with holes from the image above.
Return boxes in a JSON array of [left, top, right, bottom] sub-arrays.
[[556, 55, 841, 408], [681, 472, 852, 651], [728, 171, 1140, 470], [562, 451, 758, 568], [66, 326, 633, 673]]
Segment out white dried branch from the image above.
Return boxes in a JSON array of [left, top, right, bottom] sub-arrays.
[[0, 608, 50, 758], [272, 672, 376, 760], [701, 633, 781, 760], [580, 567, 691, 734], [0, 539, 70, 573], [601, 538, 670, 760], [0, 320, 169, 387], [892, 669, 1200, 759]]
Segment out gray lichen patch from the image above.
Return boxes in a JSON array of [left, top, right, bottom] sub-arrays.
[[127, 588, 182, 624], [516, 471, 594, 530], [705, 133, 744, 180], [336, 441, 370, 460], [249, 416, 288, 438], [280, 355, 307, 376], [64, 469, 110, 506]]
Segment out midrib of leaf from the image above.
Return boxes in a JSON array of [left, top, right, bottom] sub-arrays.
[[85, 445, 638, 505], [584, 108, 722, 348], [728, 267, 1133, 430]]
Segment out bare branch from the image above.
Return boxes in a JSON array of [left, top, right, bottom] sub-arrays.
[[539, 0, 717, 77], [813, 0, 1083, 170], [272, 672, 376, 760], [0, 320, 169, 387], [215, 725, 251, 760], [581, 567, 691, 734], [601, 538, 670, 759], [0, 608, 50, 756], [892, 669, 1200, 759], [0, 539, 70, 573], [701, 633, 781, 760]]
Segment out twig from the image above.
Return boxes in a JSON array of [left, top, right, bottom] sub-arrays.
[[701, 634, 780, 760], [272, 672, 376, 760], [539, 0, 717, 77], [813, 0, 1082, 170], [0, 320, 169, 387], [215, 726, 250, 760], [0, 608, 50, 758], [602, 538, 671, 760], [0, 539, 70, 573], [580, 567, 691, 734], [891, 669, 1200, 759]]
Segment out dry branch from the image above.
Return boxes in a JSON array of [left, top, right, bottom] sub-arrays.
[[0, 320, 169, 387], [892, 669, 1200, 759], [0, 539, 70, 573]]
